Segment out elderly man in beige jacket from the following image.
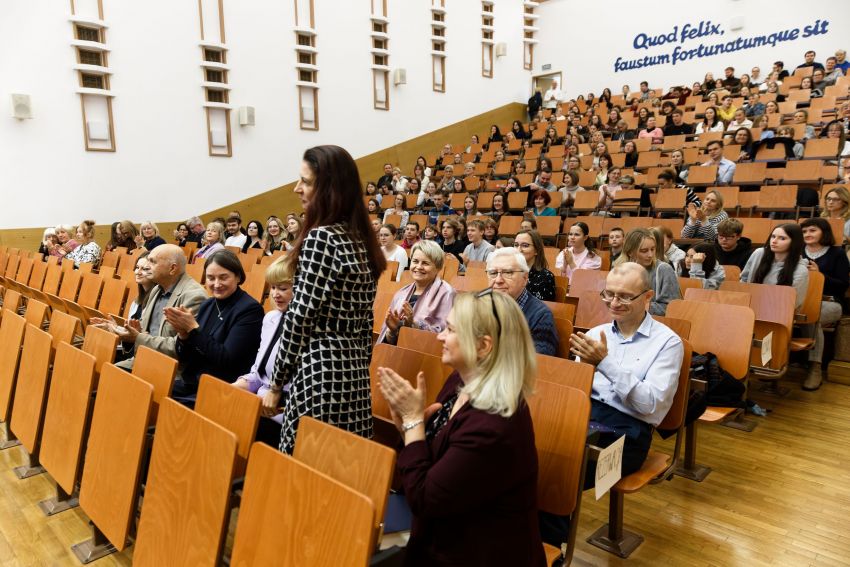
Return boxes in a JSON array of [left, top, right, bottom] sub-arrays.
[[95, 244, 207, 370]]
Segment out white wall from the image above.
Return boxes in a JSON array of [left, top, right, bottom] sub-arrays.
[[534, 0, 850, 97], [0, 0, 530, 229]]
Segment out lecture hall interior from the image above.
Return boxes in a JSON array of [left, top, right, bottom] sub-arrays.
[[1, 0, 850, 565]]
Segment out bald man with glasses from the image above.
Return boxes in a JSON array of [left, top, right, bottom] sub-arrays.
[[540, 262, 684, 545], [570, 262, 683, 484]]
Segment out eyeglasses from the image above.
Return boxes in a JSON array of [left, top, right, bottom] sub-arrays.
[[486, 269, 519, 280], [513, 242, 532, 250], [599, 289, 649, 305], [825, 197, 845, 203], [476, 287, 502, 337]]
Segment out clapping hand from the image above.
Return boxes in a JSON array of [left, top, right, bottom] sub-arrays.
[[377, 368, 441, 438], [387, 302, 414, 332], [163, 306, 199, 339], [569, 331, 608, 366]]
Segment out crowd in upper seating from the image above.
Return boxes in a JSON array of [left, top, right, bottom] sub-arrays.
[[22, 47, 850, 565]]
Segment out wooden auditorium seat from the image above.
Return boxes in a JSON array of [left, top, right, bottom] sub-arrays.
[[195, 374, 261, 478], [294, 416, 396, 550], [37, 342, 97, 515], [230, 443, 374, 567], [71, 364, 153, 563], [0, 309, 27, 450], [527, 379, 591, 566], [9, 323, 53, 479], [666, 300, 755, 481], [133, 399, 237, 566]]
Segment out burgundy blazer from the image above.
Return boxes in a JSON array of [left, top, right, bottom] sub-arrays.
[[398, 373, 545, 567]]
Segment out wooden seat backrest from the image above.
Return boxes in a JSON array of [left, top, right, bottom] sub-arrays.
[[76, 272, 104, 308], [652, 316, 691, 340], [96, 277, 128, 318], [498, 215, 525, 235], [373, 290, 396, 335], [528, 380, 591, 516], [574, 289, 613, 330], [397, 327, 443, 357], [536, 354, 594, 395], [548, 316, 572, 359], [47, 309, 79, 349], [450, 271, 489, 292], [78, 364, 153, 552], [567, 269, 609, 298], [654, 189, 686, 211], [130, 346, 177, 425], [23, 298, 49, 329], [230, 443, 374, 567], [133, 399, 237, 567], [687, 165, 718, 185], [677, 276, 704, 294], [196, 374, 261, 478], [722, 264, 741, 282], [797, 270, 824, 326], [57, 269, 82, 301], [39, 342, 97, 494], [0, 310, 27, 421], [28, 260, 48, 290], [9, 324, 52, 453], [2, 289, 22, 313], [81, 324, 119, 381], [543, 300, 576, 322], [15, 257, 33, 284], [4, 255, 20, 279], [666, 300, 754, 379], [42, 263, 63, 296], [684, 287, 751, 306], [370, 344, 452, 420], [572, 190, 599, 211], [657, 339, 693, 432], [294, 416, 396, 548], [719, 281, 795, 329]]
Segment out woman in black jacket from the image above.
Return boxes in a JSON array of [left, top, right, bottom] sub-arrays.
[[166, 249, 264, 402]]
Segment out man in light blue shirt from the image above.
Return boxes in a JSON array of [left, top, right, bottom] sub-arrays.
[[569, 262, 684, 483], [703, 140, 736, 185]]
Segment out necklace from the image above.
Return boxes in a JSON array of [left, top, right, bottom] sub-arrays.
[[214, 300, 224, 321]]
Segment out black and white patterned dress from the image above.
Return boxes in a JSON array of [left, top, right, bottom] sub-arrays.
[[272, 223, 377, 454]]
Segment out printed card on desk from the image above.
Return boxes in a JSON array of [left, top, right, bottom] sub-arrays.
[[595, 434, 625, 500]]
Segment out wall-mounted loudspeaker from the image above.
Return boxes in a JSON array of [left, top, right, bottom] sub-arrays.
[[11, 94, 33, 119], [495, 43, 507, 57], [238, 106, 255, 126], [392, 68, 407, 86]]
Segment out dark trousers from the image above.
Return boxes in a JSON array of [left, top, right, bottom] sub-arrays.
[[539, 400, 653, 547]]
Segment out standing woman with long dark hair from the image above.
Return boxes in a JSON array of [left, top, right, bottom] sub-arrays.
[[263, 145, 387, 454]]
